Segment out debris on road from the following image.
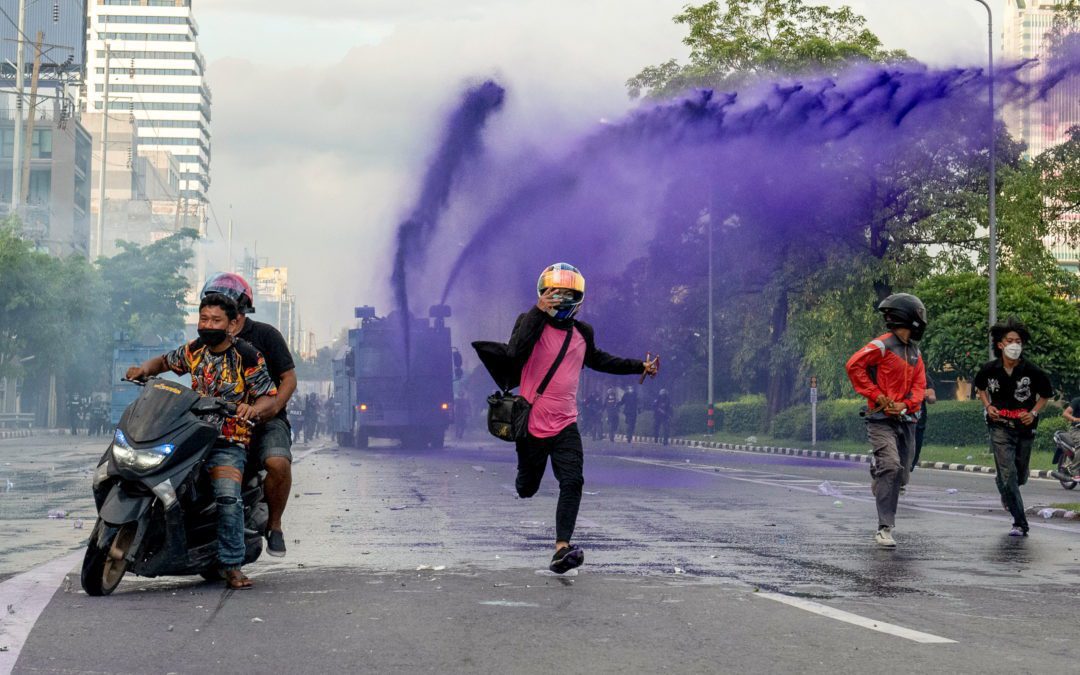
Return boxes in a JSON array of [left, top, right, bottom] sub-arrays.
[[251, 617, 264, 624], [472, 466, 485, 473], [832, 500, 843, 508], [1039, 508, 1056, 519], [817, 481, 842, 498], [946, 488, 959, 495], [47, 509, 66, 519], [73, 519, 84, 529]]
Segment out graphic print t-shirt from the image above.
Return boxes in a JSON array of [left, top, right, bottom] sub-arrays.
[[973, 358, 1052, 430], [164, 338, 277, 446]]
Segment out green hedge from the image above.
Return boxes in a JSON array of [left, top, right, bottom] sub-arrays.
[[767, 398, 1066, 449], [714, 395, 768, 435]]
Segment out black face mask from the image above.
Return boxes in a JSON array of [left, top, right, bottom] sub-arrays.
[[198, 328, 229, 346]]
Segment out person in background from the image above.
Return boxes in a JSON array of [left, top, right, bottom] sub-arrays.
[[910, 375, 936, 471], [604, 387, 620, 442], [973, 317, 1052, 537], [653, 389, 673, 446], [621, 385, 639, 443], [845, 293, 927, 549]]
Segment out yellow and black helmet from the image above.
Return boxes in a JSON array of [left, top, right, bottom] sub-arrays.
[[537, 263, 585, 320]]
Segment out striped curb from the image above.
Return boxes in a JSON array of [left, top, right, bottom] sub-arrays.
[[617, 434, 1060, 480], [1025, 507, 1080, 520], [0, 429, 33, 440]]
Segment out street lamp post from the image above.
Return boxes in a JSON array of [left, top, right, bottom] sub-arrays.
[[972, 0, 998, 354], [706, 210, 715, 434]]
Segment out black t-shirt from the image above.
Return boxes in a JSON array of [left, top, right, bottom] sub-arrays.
[[236, 318, 296, 422], [973, 358, 1052, 429], [1070, 396, 1080, 415]]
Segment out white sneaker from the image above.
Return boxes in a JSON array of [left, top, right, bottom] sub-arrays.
[[875, 526, 897, 548]]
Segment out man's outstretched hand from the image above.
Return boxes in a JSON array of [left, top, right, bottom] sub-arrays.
[[643, 355, 659, 378]]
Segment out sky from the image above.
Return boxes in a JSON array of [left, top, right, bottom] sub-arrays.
[[193, 0, 1001, 346]]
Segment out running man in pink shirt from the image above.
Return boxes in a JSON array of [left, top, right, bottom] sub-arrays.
[[508, 263, 658, 574]]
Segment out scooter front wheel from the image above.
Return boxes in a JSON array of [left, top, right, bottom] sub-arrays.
[[81, 520, 135, 596]]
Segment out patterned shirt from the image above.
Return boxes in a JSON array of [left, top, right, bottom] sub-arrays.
[[163, 338, 277, 446]]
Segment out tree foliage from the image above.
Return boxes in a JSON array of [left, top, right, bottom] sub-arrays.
[[0, 219, 196, 421], [916, 272, 1080, 395], [627, 0, 908, 99]]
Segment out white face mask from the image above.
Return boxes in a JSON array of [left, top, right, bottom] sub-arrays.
[[1003, 343, 1022, 360]]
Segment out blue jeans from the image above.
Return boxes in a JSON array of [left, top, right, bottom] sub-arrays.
[[207, 444, 247, 568]]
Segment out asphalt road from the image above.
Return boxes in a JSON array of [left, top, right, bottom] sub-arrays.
[[3, 432, 1080, 674]]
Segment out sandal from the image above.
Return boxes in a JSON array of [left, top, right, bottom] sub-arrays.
[[225, 569, 253, 590]]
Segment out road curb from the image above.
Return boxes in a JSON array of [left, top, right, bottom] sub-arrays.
[[616, 434, 1060, 479], [0, 429, 33, 440]]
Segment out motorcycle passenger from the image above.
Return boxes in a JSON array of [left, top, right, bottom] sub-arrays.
[[201, 272, 297, 559], [126, 293, 278, 589]]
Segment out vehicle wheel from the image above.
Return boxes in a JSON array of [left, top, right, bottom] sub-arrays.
[[81, 520, 135, 596], [356, 432, 369, 449], [336, 432, 353, 448], [1061, 477, 1078, 490], [429, 431, 445, 449]]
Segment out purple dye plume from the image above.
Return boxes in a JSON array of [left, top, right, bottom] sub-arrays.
[[390, 80, 505, 359]]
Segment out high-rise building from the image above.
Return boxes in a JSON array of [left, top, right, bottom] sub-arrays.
[[1002, 1, 1080, 271], [1002, 0, 1080, 158], [84, 0, 211, 204]]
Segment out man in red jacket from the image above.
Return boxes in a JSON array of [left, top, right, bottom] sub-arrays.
[[846, 293, 928, 549]]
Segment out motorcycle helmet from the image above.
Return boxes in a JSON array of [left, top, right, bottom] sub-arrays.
[[877, 293, 928, 341], [201, 272, 255, 315], [537, 263, 585, 321]]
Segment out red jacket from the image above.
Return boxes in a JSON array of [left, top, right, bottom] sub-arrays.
[[845, 332, 926, 415]]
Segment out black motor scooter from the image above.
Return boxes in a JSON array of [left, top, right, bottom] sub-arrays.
[[82, 378, 268, 596], [1051, 424, 1080, 490]]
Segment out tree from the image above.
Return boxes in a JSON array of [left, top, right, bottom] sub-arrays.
[[627, 0, 908, 99], [98, 229, 198, 340], [915, 272, 1080, 395]]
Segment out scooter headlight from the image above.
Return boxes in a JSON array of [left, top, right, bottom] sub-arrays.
[[111, 429, 175, 472]]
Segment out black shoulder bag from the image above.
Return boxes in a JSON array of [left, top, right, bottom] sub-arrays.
[[487, 327, 574, 443]]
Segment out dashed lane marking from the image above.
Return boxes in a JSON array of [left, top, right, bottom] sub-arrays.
[[757, 592, 956, 644]]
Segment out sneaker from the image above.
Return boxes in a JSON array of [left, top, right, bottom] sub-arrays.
[[899, 486, 907, 496], [874, 527, 897, 548], [266, 529, 287, 557], [549, 544, 585, 574], [1008, 526, 1028, 537]]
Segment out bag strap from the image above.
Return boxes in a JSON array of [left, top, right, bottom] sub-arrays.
[[535, 327, 574, 398]]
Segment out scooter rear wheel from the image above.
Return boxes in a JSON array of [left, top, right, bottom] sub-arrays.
[[81, 520, 135, 596]]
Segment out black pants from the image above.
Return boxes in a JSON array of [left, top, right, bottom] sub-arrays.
[[912, 419, 926, 470], [654, 416, 670, 445], [990, 426, 1032, 531], [515, 423, 584, 543], [625, 415, 637, 443]]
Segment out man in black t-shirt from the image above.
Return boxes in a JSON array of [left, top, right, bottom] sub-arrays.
[[202, 273, 297, 558], [973, 317, 1052, 537]]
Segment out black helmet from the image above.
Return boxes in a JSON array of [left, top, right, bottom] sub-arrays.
[[877, 293, 928, 340]]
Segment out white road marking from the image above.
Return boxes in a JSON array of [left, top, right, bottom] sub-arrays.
[[757, 592, 956, 644], [0, 551, 81, 674], [0, 440, 335, 672], [617, 457, 1080, 535]]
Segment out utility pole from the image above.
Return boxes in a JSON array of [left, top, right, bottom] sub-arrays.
[[11, 0, 28, 212], [94, 43, 112, 258], [227, 217, 233, 272], [972, 0, 997, 355], [707, 210, 715, 434], [19, 31, 44, 205]]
